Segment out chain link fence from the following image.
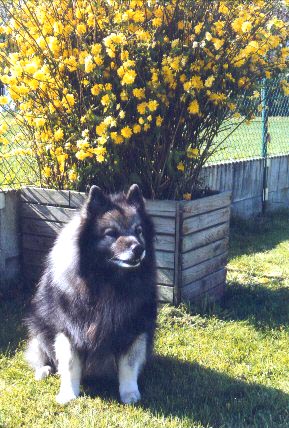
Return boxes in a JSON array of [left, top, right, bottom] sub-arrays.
[[0, 76, 288, 189], [210, 76, 289, 163]]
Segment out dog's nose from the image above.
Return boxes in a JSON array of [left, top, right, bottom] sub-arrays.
[[131, 243, 144, 260]]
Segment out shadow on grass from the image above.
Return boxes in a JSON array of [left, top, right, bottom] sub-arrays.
[[0, 294, 27, 355], [85, 355, 289, 428], [217, 281, 289, 330], [229, 211, 289, 259]]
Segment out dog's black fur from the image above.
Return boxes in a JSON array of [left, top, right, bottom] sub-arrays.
[[25, 184, 157, 377]]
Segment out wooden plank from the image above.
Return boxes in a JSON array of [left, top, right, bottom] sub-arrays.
[[181, 269, 226, 300], [157, 284, 174, 303], [23, 250, 47, 266], [21, 203, 77, 222], [182, 191, 231, 218], [182, 252, 228, 286], [146, 200, 176, 217], [182, 222, 229, 253], [182, 238, 229, 270], [182, 206, 230, 235], [22, 218, 63, 237], [69, 191, 86, 208], [155, 250, 174, 269], [151, 215, 175, 235], [154, 234, 175, 252], [156, 268, 174, 285], [20, 187, 70, 207], [22, 234, 56, 252]]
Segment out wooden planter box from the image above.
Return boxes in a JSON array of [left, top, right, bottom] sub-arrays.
[[19, 187, 231, 305]]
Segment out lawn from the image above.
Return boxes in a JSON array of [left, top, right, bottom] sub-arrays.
[[0, 211, 289, 428], [210, 116, 289, 163]]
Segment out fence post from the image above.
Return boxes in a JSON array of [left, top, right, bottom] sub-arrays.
[[261, 78, 269, 213]]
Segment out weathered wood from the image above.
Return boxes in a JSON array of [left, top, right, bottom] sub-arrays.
[[182, 222, 229, 253], [182, 252, 228, 286], [173, 202, 182, 305], [21, 203, 77, 222], [182, 191, 231, 218], [182, 238, 229, 270], [156, 268, 174, 285], [21, 187, 70, 207], [154, 234, 175, 252], [181, 268, 226, 300], [69, 191, 86, 208], [22, 218, 63, 237], [22, 234, 56, 251], [157, 284, 174, 303], [182, 206, 230, 235]]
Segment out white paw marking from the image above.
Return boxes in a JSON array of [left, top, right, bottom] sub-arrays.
[[35, 365, 52, 381], [120, 389, 141, 405], [56, 390, 78, 405]]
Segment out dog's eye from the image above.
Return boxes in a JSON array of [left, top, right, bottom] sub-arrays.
[[104, 229, 119, 238], [135, 225, 143, 235]]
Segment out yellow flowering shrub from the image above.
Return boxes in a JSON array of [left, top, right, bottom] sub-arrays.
[[0, 0, 288, 197]]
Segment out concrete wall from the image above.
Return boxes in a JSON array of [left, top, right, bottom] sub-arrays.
[[201, 154, 289, 218], [0, 190, 21, 294]]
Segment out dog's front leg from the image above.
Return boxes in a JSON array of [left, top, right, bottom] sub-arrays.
[[54, 333, 82, 404], [118, 333, 147, 404]]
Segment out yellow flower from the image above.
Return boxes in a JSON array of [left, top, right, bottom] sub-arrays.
[[183, 193, 191, 201], [137, 102, 147, 115], [177, 162, 185, 172], [194, 23, 203, 34], [101, 94, 110, 106], [68, 170, 78, 181], [133, 124, 141, 134], [0, 96, 8, 105], [76, 23, 86, 35], [188, 99, 200, 115], [190, 75, 203, 90], [242, 21, 252, 33], [54, 128, 64, 141], [178, 21, 184, 30], [121, 126, 132, 139], [91, 84, 101, 96], [187, 147, 199, 158], [111, 132, 124, 144], [96, 122, 107, 136], [84, 55, 95, 73], [205, 76, 215, 88], [156, 116, 163, 127], [133, 88, 145, 99], [121, 69, 136, 85], [148, 100, 158, 112], [43, 166, 51, 178], [219, 3, 229, 15]]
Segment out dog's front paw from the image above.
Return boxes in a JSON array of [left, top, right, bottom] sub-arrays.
[[120, 389, 141, 405], [35, 365, 52, 381], [56, 390, 78, 405]]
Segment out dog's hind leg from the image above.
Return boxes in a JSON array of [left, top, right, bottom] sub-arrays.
[[118, 333, 147, 404], [25, 336, 52, 380], [54, 333, 82, 405]]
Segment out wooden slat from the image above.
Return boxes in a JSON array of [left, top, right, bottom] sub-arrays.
[[157, 284, 174, 303], [154, 234, 175, 252], [182, 191, 231, 218], [22, 234, 56, 252], [69, 191, 86, 208], [181, 269, 226, 300], [182, 222, 229, 253], [156, 268, 174, 285], [182, 252, 228, 286], [21, 203, 77, 222], [146, 200, 176, 217], [182, 206, 230, 235], [21, 187, 70, 207], [22, 218, 63, 237], [182, 237, 229, 269]]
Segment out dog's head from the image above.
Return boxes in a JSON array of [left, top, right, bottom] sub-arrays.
[[79, 184, 154, 272]]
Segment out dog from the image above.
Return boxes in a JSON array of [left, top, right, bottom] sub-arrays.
[[25, 184, 157, 405]]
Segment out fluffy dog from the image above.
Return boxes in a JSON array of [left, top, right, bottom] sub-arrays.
[[25, 184, 157, 404]]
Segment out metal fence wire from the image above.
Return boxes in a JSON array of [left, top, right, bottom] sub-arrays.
[[211, 75, 289, 163], [0, 76, 288, 189]]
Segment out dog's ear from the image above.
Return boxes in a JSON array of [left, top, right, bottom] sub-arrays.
[[85, 185, 110, 216], [127, 184, 145, 211]]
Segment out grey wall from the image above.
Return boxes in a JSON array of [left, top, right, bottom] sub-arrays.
[[0, 190, 21, 293], [201, 154, 289, 218]]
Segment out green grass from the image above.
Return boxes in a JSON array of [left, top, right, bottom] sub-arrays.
[[210, 116, 289, 163], [1, 211, 289, 427]]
